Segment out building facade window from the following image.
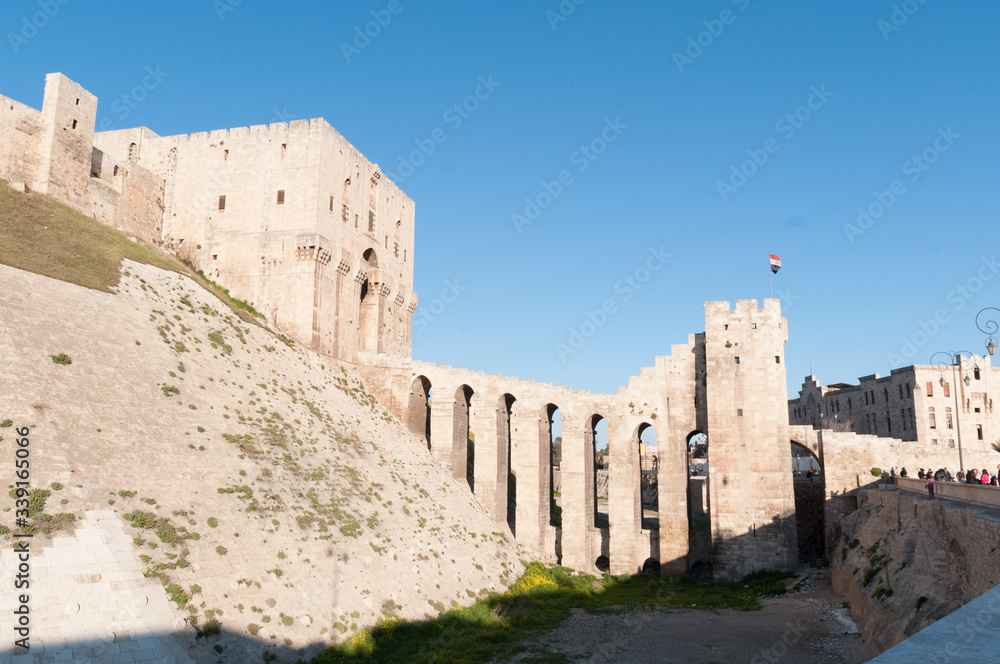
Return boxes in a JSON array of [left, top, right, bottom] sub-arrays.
[[945, 406, 953, 429], [943, 382, 950, 398], [929, 407, 936, 429], [218, 195, 226, 211], [926, 382, 933, 397], [978, 424, 984, 440], [277, 190, 285, 204]]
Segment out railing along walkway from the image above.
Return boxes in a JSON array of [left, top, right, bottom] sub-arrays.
[[895, 476, 1000, 509]]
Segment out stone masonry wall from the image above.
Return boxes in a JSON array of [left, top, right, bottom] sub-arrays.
[[0, 94, 42, 187], [832, 489, 1000, 653], [705, 299, 798, 580]]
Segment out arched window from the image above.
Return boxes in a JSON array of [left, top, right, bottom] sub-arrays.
[[128, 143, 138, 160]]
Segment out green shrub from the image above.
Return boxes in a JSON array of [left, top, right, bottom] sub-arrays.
[[0, 419, 12, 428], [50, 353, 72, 365], [161, 385, 179, 397]]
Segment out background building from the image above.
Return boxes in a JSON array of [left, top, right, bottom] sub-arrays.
[[789, 354, 997, 469]]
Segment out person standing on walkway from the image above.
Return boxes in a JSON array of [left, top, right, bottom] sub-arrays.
[[926, 474, 935, 500]]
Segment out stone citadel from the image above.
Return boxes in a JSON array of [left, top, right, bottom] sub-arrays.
[[4, 72, 999, 581]]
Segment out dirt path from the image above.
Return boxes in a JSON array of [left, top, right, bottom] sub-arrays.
[[497, 572, 879, 663]]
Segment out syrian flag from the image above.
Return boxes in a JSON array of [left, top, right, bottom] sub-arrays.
[[769, 254, 781, 274]]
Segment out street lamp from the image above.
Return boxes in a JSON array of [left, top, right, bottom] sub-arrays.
[[977, 308, 1000, 357]]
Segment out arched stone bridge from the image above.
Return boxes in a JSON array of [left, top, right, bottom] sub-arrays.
[[361, 300, 803, 580]]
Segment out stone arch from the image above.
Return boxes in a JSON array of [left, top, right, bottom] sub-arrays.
[[453, 384, 475, 490], [407, 375, 431, 449], [790, 440, 822, 475], [635, 422, 659, 531], [686, 429, 712, 578], [128, 142, 137, 160], [545, 404, 563, 529], [791, 439, 825, 561], [686, 430, 708, 475]]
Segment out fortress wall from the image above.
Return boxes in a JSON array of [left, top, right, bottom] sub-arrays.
[[705, 299, 798, 580], [316, 118, 416, 359], [115, 161, 166, 241], [35, 74, 98, 210], [0, 94, 43, 187], [105, 118, 417, 362]]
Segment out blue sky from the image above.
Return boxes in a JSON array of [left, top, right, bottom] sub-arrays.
[[4, 1, 999, 397]]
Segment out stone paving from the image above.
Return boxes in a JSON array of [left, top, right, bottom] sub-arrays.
[[0, 511, 193, 663]]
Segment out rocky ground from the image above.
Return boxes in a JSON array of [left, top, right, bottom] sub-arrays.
[[498, 569, 877, 664]]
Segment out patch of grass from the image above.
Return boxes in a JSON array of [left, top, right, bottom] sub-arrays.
[[0, 419, 12, 428], [50, 353, 72, 365], [161, 385, 179, 397], [0, 183, 182, 291], [197, 618, 222, 639], [309, 563, 792, 663]]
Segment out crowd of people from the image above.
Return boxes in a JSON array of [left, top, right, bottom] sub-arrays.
[[888, 464, 1000, 500]]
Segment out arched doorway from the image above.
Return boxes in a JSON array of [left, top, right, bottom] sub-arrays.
[[686, 430, 712, 580], [592, 416, 609, 529], [545, 404, 563, 564], [637, 423, 659, 531], [791, 440, 825, 561], [407, 376, 431, 450]]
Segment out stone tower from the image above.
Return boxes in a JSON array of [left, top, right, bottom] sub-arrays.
[[704, 299, 797, 580], [34, 73, 97, 209]]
